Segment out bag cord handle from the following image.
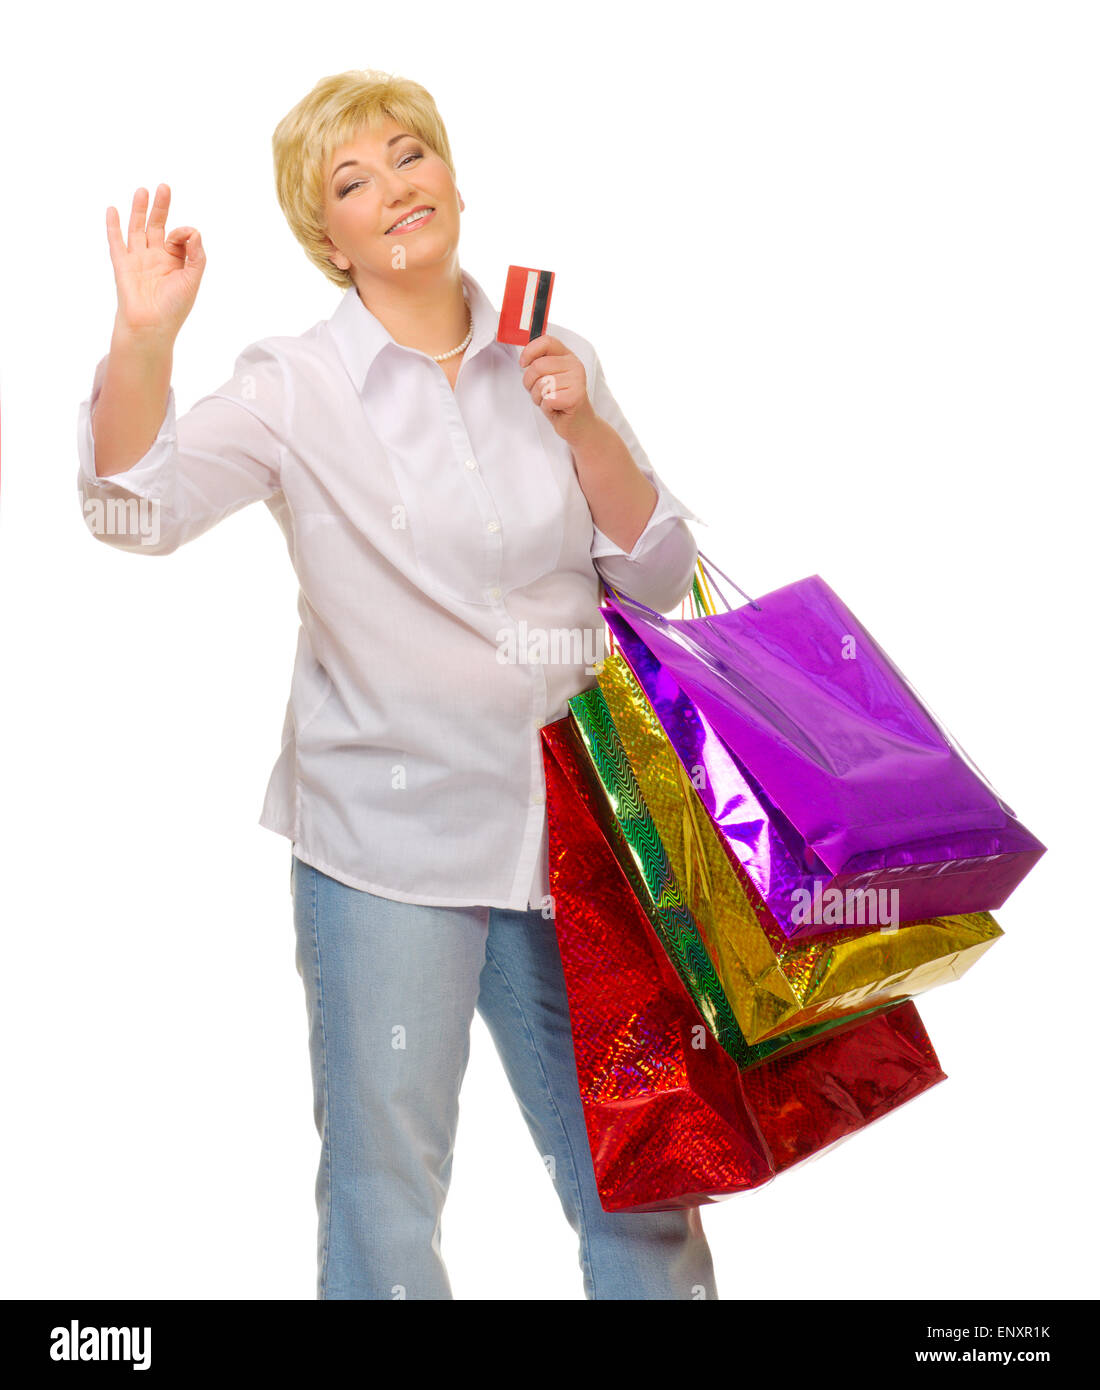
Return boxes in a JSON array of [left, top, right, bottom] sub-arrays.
[[603, 554, 760, 623], [696, 551, 761, 612]]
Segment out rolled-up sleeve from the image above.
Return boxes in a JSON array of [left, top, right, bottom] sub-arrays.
[[583, 351, 702, 613], [77, 341, 285, 556]]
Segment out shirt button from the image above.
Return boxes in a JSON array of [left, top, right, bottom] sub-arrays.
[[531, 789, 545, 805], [487, 520, 500, 533], [464, 458, 477, 470], [488, 586, 502, 600]]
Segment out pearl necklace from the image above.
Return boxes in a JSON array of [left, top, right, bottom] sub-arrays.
[[431, 293, 473, 362]]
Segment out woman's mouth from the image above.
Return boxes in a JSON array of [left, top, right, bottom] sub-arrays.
[[386, 207, 436, 235]]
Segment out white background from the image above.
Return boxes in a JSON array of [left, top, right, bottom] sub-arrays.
[[1, 1, 1096, 1301]]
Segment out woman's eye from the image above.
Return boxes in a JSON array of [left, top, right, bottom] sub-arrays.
[[339, 151, 423, 198]]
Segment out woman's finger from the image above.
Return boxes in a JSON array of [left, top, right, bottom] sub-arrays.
[[521, 353, 578, 395], [105, 205, 126, 273], [165, 227, 201, 265], [127, 187, 150, 254], [145, 183, 171, 250]]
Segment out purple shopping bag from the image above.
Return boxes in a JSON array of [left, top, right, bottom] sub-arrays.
[[603, 561, 1045, 939]]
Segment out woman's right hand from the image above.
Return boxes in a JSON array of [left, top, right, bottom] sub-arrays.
[[106, 184, 205, 342]]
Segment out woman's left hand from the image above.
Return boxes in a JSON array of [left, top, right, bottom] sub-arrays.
[[519, 335, 599, 446]]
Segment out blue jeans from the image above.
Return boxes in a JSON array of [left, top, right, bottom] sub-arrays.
[[290, 851, 718, 1300]]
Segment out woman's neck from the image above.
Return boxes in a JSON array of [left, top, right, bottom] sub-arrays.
[[354, 267, 469, 359]]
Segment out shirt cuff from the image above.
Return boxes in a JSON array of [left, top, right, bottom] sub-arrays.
[[77, 352, 177, 499]]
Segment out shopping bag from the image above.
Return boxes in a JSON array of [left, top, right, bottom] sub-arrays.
[[568, 655, 1002, 1044], [603, 561, 1045, 938], [541, 713, 947, 1212]]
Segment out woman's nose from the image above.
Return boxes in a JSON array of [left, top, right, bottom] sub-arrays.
[[381, 170, 418, 202]]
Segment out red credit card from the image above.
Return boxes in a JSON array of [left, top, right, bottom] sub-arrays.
[[497, 265, 555, 344]]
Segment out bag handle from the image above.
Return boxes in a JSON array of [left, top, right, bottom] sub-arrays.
[[603, 554, 761, 624], [604, 584, 670, 625], [696, 551, 762, 612]]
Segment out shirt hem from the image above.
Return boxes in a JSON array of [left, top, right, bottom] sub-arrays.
[[262, 813, 538, 910]]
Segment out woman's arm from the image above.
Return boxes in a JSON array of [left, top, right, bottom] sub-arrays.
[[91, 321, 174, 477], [81, 185, 283, 554], [78, 342, 285, 556], [92, 183, 204, 477], [577, 350, 702, 613], [520, 334, 702, 612], [567, 413, 658, 555]]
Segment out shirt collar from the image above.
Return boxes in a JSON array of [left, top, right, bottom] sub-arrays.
[[324, 266, 508, 394]]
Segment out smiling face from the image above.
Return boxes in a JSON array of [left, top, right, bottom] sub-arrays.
[[321, 116, 463, 286]]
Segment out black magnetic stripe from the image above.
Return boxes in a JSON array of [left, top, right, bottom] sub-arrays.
[[529, 270, 552, 340]]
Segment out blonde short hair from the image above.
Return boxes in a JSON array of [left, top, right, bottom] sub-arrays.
[[272, 69, 456, 292]]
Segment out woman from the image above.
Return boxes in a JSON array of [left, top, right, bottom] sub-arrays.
[[78, 68, 716, 1300]]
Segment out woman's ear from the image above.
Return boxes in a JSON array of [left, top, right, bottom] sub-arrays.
[[458, 191, 465, 212], [322, 234, 350, 272]]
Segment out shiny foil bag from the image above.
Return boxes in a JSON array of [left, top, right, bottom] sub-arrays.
[[571, 658, 1002, 1045], [603, 575, 1045, 939], [541, 714, 947, 1212]]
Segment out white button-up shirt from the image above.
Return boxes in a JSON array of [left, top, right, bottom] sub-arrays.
[[76, 267, 700, 909]]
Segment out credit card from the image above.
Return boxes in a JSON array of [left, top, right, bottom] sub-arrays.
[[497, 265, 556, 344]]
